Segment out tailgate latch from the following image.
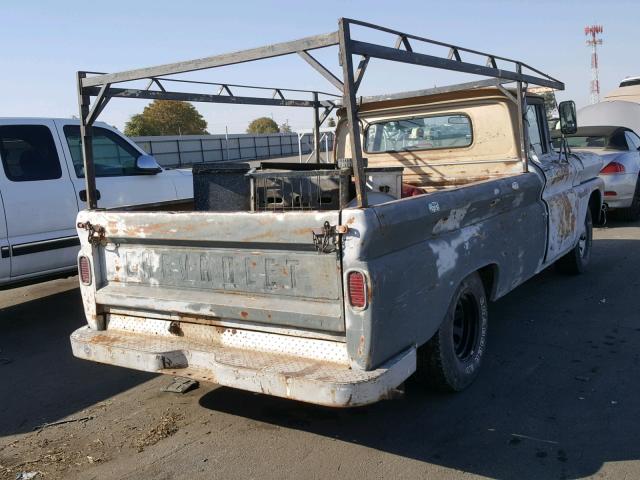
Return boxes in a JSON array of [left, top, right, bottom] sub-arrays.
[[312, 221, 348, 254], [77, 221, 106, 246]]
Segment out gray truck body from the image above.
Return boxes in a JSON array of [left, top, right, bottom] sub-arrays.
[[69, 19, 604, 407], [70, 95, 603, 406]]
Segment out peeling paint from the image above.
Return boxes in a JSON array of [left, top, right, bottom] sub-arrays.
[[429, 224, 482, 277], [432, 204, 471, 234]]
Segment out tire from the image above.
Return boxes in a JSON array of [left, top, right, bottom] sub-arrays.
[[618, 175, 640, 221], [414, 272, 488, 392], [556, 208, 593, 274]]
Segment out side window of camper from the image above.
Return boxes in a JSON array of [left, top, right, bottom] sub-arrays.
[[0, 125, 62, 182]]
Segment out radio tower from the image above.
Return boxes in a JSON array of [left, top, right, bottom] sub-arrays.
[[585, 25, 603, 104]]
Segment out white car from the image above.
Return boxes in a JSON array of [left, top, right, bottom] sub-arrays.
[[0, 118, 192, 288], [553, 125, 640, 220]]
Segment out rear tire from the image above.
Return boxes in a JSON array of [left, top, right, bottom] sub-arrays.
[[414, 272, 488, 392], [618, 175, 640, 221], [556, 208, 592, 275]]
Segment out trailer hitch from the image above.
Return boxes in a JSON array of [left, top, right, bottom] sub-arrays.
[[312, 221, 348, 254]]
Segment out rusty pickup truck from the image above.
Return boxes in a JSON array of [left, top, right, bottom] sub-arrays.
[[70, 19, 604, 407]]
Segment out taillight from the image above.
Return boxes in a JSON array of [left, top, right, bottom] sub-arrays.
[[79, 256, 92, 286], [600, 162, 625, 174], [604, 191, 617, 196], [347, 271, 367, 309]]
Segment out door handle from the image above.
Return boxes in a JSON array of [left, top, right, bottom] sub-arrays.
[[79, 189, 101, 202]]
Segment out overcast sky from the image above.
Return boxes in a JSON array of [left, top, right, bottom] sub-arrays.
[[2, 0, 637, 134]]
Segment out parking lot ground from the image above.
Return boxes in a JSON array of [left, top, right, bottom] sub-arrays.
[[1, 219, 639, 480]]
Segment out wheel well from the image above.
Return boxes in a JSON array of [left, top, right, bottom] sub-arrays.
[[589, 190, 602, 224], [477, 264, 498, 300]]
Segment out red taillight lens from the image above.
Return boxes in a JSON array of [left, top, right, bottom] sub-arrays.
[[600, 162, 625, 174], [347, 271, 367, 309], [79, 256, 92, 285], [604, 191, 617, 196]]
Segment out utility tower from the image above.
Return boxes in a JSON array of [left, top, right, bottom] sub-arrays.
[[585, 25, 603, 104]]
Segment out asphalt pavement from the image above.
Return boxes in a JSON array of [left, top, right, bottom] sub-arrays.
[[0, 218, 639, 480]]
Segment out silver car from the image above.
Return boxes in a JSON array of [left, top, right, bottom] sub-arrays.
[[554, 126, 640, 220]]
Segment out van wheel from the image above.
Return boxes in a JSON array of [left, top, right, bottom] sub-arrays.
[[618, 175, 640, 221], [556, 208, 592, 274], [415, 272, 488, 392]]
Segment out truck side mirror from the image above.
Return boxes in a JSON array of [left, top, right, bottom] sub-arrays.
[[558, 101, 578, 135], [136, 154, 162, 174]]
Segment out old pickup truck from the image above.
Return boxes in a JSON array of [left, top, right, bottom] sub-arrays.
[[70, 19, 604, 407]]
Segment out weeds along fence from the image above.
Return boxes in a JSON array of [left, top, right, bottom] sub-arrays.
[[132, 132, 335, 168]]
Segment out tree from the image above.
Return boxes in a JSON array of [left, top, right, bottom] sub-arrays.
[[279, 121, 292, 133], [540, 91, 558, 119], [124, 100, 208, 136], [247, 117, 279, 134], [327, 117, 336, 128], [528, 87, 558, 120]]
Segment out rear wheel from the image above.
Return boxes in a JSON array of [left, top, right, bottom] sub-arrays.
[[414, 272, 488, 392], [618, 175, 640, 221], [556, 208, 592, 274]]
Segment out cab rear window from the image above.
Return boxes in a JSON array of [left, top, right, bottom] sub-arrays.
[[364, 114, 472, 153]]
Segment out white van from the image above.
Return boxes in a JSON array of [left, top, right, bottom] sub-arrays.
[[0, 118, 192, 288]]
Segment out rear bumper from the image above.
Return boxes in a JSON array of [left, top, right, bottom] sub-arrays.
[[601, 173, 637, 209], [70, 326, 416, 407]]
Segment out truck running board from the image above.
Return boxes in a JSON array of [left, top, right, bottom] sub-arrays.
[[70, 327, 416, 407]]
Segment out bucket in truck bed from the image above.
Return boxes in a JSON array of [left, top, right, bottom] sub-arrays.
[[193, 163, 252, 211]]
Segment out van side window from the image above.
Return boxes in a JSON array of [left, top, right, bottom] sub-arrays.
[[0, 125, 62, 182], [525, 104, 547, 157], [63, 126, 141, 178]]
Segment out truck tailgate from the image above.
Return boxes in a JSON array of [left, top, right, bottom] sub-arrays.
[[79, 210, 344, 334]]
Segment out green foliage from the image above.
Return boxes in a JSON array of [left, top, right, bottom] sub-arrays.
[[247, 117, 280, 134], [279, 121, 292, 133], [540, 92, 558, 119], [124, 100, 208, 136]]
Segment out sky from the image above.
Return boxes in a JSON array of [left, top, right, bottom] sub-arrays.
[[1, 0, 638, 134]]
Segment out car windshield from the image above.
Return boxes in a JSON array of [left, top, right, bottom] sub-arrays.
[[567, 136, 608, 148], [552, 135, 607, 149], [364, 114, 472, 153]]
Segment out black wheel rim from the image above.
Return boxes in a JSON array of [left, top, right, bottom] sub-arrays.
[[452, 292, 481, 361]]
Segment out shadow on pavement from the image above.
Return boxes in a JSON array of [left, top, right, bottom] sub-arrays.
[[0, 287, 154, 437], [200, 237, 640, 479]]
